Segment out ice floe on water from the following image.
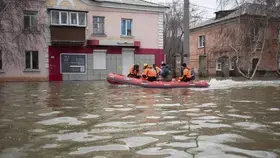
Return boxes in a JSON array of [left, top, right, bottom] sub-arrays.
[[69, 144, 129, 155], [104, 108, 132, 112], [42, 132, 112, 142], [29, 129, 46, 133], [38, 111, 62, 117], [143, 130, 188, 136], [146, 116, 160, 119], [37, 117, 85, 126], [118, 136, 158, 148], [266, 108, 280, 111], [153, 103, 181, 107], [226, 114, 253, 119], [136, 147, 192, 158], [41, 144, 60, 149], [121, 115, 136, 119], [80, 114, 100, 119]]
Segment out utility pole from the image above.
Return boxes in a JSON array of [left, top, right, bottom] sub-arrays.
[[183, 0, 190, 65]]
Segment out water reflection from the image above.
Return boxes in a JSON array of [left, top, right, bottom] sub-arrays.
[[0, 81, 280, 157]]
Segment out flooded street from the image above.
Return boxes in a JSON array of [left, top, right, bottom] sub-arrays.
[[1, 79, 280, 158]]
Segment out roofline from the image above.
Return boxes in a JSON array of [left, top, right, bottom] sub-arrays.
[[190, 16, 239, 32], [81, 0, 169, 13], [94, 0, 169, 9]]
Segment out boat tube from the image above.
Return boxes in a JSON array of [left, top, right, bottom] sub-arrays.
[[107, 73, 209, 88]]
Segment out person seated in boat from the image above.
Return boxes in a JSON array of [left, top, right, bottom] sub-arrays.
[[127, 64, 141, 79], [178, 63, 193, 82], [160, 63, 172, 82], [152, 64, 162, 77], [142, 64, 157, 82]]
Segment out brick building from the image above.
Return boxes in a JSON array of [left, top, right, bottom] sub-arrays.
[[189, 3, 280, 77]]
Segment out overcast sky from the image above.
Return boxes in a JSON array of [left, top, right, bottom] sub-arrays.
[[150, 0, 227, 19]]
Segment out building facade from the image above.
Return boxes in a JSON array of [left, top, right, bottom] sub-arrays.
[[0, 0, 49, 81], [190, 4, 280, 77], [0, 0, 167, 81], [46, 0, 168, 81]]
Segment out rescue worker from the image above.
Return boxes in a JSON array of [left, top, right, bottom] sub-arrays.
[[160, 63, 172, 82], [142, 64, 157, 82], [152, 64, 162, 77], [179, 63, 193, 82], [127, 64, 141, 79]]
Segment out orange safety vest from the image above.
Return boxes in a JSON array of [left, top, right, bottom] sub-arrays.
[[183, 67, 191, 78], [143, 68, 157, 77]]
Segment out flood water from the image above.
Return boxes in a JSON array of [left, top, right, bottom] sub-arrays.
[[0, 79, 280, 158]]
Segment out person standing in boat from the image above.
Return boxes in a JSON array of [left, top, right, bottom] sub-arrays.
[[142, 64, 157, 82], [127, 64, 141, 79], [178, 63, 193, 82]]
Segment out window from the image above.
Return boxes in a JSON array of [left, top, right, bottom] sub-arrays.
[[61, 11, 68, 25], [121, 19, 132, 36], [25, 51, 39, 69], [51, 10, 59, 24], [70, 12, 78, 25], [51, 10, 86, 26], [216, 61, 222, 71], [0, 50, 2, 70], [51, 10, 68, 25], [198, 35, 205, 48], [78, 12, 86, 26], [93, 50, 106, 69], [93, 16, 105, 35], [24, 11, 38, 29]]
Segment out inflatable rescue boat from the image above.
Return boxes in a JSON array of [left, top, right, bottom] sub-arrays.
[[107, 73, 209, 88]]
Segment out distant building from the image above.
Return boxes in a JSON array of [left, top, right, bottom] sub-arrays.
[[190, 3, 280, 77], [46, 0, 168, 81], [0, 1, 49, 81], [0, 0, 168, 81]]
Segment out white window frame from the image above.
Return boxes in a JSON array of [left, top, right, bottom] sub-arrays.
[[121, 18, 132, 36], [93, 16, 105, 35], [216, 61, 222, 71], [70, 12, 78, 25], [198, 35, 205, 48], [24, 11, 38, 29], [78, 12, 87, 27], [93, 50, 107, 70], [25, 51, 39, 70], [51, 10, 86, 27], [50, 10, 60, 25], [60, 11, 69, 25]]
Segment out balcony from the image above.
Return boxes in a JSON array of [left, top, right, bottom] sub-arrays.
[[48, 8, 88, 46], [50, 26, 85, 46]]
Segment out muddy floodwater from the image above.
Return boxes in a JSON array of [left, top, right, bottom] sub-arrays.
[[0, 79, 280, 158]]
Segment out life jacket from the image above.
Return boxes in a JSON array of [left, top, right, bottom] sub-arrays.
[[143, 68, 157, 77], [183, 67, 191, 78]]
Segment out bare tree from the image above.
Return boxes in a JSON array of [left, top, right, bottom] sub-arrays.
[[0, 0, 46, 68], [163, 0, 205, 76], [214, 0, 280, 79]]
